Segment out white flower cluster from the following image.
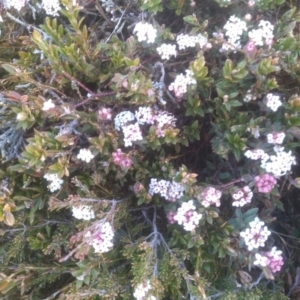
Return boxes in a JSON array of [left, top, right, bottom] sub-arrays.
[[221, 15, 247, 52], [72, 205, 95, 220], [248, 20, 274, 46], [135, 107, 154, 125], [245, 147, 296, 177], [133, 22, 157, 44], [86, 222, 114, 253], [122, 123, 143, 147], [232, 186, 253, 207], [168, 69, 196, 98], [265, 93, 282, 112], [174, 200, 202, 231], [261, 147, 296, 177], [244, 149, 269, 162], [2, 0, 27, 11], [154, 111, 176, 137], [149, 178, 184, 202], [156, 44, 177, 60], [243, 89, 257, 102], [201, 187, 222, 207], [114, 111, 136, 131], [267, 132, 285, 144], [44, 173, 64, 192], [42, 99, 55, 111], [133, 281, 156, 300], [115, 108, 177, 146], [42, 0, 61, 16], [77, 149, 95, 163], [176, 33, 208, 50], [240, 217, 271, 251]]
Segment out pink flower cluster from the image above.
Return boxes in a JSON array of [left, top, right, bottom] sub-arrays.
[[255, 174, 277, 193], [240, 217, 271, 251], [167, 211, 176, 224], [98, 107, 112, 121], [112, 149, 132, 169], [254, 247, 284, 273], [200, 187, 222, 207]]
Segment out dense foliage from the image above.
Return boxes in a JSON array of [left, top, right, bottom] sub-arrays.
[[1, 0, 300, 299]]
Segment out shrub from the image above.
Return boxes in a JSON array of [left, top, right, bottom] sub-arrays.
[[0, 0, 300, 299]]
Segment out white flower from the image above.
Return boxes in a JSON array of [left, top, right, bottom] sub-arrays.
[[87, 222, 114, 253], [176, 33, 208, 50], [44, 173, 63, 192], [220, 15, 247, 52], [157, 44, 177, 60], [77, 149, 95, 163], [240, 218, 271, 251], [122, 123, 143, 147], [72, 205, 95, 220], [265, 93, 282, 111], [2, 0, 27, 11], [133, 22, 157, 44], [135, 107, 154, 125], [42, 0, 61, 16], [261, 149, 296, 177], [42, 99, 55, 111], [174, 200, 202, 231], [267, 132, 285, 144], [114, 111, 135, 131], [168, 70, 196, 98], [148, 178, 184, 202]]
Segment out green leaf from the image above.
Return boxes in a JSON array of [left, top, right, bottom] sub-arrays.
[[183, 15, 199, 27]]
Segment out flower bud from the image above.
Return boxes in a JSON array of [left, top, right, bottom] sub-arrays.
[[16, 112, 28, 121]]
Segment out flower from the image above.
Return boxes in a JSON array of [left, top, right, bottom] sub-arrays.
[[200, 187, 222, 207], [2, 0, 27, 11], [261, 149, 296, 177], [122, 123, 143, 147], [265, 93, 282, 111], [267, 132, 285, 144], [135, 107, 154, 125], [254, 247, 284, 273], [133, 281, 156, 300], [174, 200, 202, 231], [254, 253, 268, 267], [148, 178, 184, 202], [220, 16, 247, 52], [176, 33, 208, 50], [98, 107, 112, 121], [42, 0, 61, 16], [42, 99, 55, 111], [44, 173, 64, 192], [77, 149, 95, 163], [156, 44, 177, 60], [240, 217, 271, 251], [114, 111, 136, 131], [72, 205, 95, 220], [255, 174, 277, 193], [168, 70, 196, 98], [232, 186, 253, 207], [86, 222, 114, 253], [133, 22, 157, 44], [112, 149, 133, 169]]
